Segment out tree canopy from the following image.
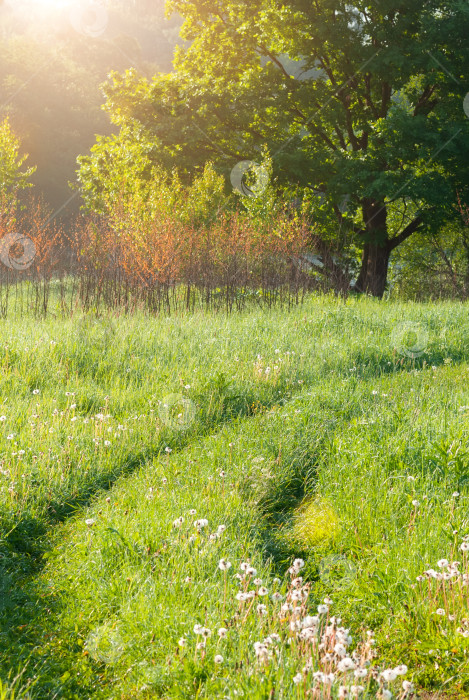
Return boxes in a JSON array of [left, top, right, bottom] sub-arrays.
[[79, 0, 469, 295]]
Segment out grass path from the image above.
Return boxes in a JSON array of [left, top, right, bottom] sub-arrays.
[[1, 297, 469, 698]]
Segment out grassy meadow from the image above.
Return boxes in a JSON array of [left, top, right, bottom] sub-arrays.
[[1, 295, 469, 699]]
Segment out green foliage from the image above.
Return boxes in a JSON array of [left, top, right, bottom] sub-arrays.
[[0, 295, 469, 697], [89, 0, 469, 294], [77, 130, 230, 226], [0, 118, 35, 205]]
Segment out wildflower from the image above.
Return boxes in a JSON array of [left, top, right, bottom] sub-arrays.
[[217, 524, 226, 533], [85, 518, 95, 527], [291, 577, 303, 588], [460, 542, 469, 552], [354, 668, 367, 678], [437, 559, 449, 568], [194, 519, 208, 529], [424, 568, 438, 578], [194, 624, 203, 634], [32, 389, 39, 395], [271, 592, 283, 602], [218, 559, 232, 571], [258, 586, 268, 596], [6, 434, 14, 440], [382, 691, 392, 700], [394, 664, 408, 675], [293, 673, 303, 685], [218, 628, 227, 638], [436, 609, 446, 616], [381, 669, 398, 682], [173, 517, 184, 528], [254, 578, 263, 586], [236, 592, 248, 602], [293, 558, 305, 571], [257, 604, 267, 615], [184, 577, 192, 584], [302, 615, 319, 628], [350, 686, 364, 696], [402, 681, 414, 692], [411, 499, 419, 507], [317, 604, 329, 614], [453, 492, 460, 498], [104, 440, 111, 446], [240, 562, 250, 571], [254, 642, 269, 662], [339, 688, 349, 699], [246, 566, 257, 576], [334, 643, 347, 657], [214, 654, 223, 664], [338, 657, 355, 672], [209, 533, 218, 541], [189, 509, 196, 515], [324, 596, 333, 604], [178, 638, 186, 647], [201, 628, 211, 638], [196, 642, 205, 650]]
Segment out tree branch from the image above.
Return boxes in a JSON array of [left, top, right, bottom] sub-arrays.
[[388, 215, 423, 251]]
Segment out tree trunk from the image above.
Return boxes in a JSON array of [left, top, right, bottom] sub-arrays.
[[354, 199, 390, 298]]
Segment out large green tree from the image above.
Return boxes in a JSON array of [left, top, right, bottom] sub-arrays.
[[79, 0, 469, 296]]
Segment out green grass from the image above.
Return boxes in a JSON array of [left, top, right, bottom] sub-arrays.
[[1, 295, 469, 698]]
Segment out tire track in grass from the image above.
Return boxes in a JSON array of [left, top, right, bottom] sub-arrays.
[[0, 374, 384, 699], [7, 364, 469, 698], [2, 303, 468, 696]]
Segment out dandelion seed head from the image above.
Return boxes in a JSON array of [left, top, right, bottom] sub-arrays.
[[381, 669, 398, 682], [394, 664, 408, 675]]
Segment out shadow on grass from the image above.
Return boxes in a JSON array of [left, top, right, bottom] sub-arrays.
[[0, 379, 323, 697], [1, 348, 467, 697]]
